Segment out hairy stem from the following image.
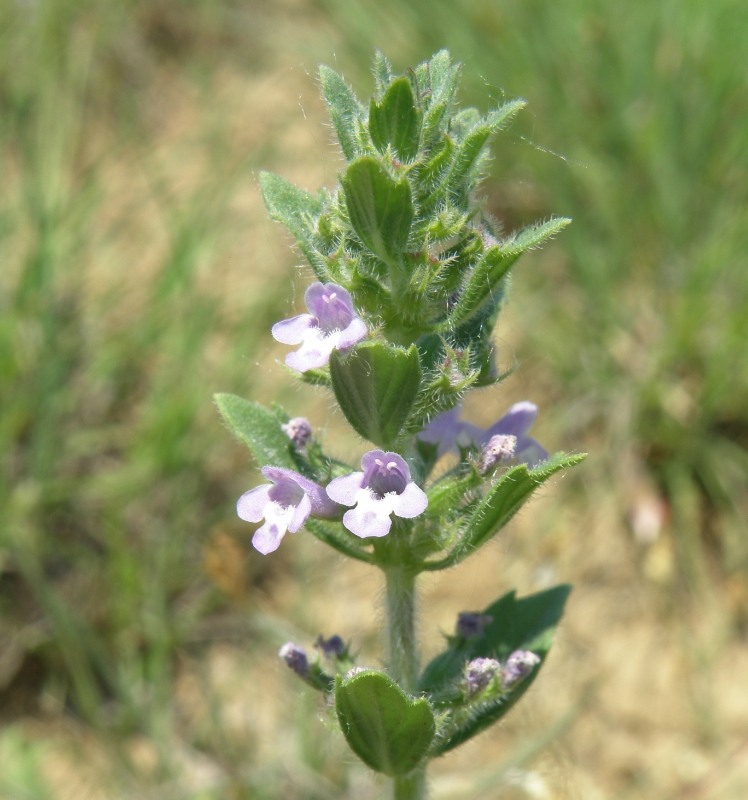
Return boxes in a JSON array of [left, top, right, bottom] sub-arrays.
[[384, 562, 426, 799]]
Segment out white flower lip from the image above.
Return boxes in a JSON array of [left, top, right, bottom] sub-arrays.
[[325, 450, 427, 539]]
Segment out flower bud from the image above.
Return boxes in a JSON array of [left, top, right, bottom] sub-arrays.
[[315, 633, 346, 658], [455, 611, 493, 639], [282, 417, 312, 449], [464, 657, 501, 697], [278, 642, 309, 677], [477, 433, 517, 474], [502, 650, 540, 687]]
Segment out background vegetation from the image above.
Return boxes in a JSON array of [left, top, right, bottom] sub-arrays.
[[1, 0, 746, 797]]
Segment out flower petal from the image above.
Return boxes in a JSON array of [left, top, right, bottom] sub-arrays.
[[236, 484, 271, 522], [483, 401, 538, 442], [418, 407, 465, 456], [271, 314, 315, 345], [288, 492, 312, 533], [285, 328, 338, 372], [342, 490, 393, 538], [251, 502, 296, 554], [305, 282, 356, 332], [325, 472, 365, 506], [515, 437, 548, 468], [389, 482, 428, 519], [262, 466, 338, 517], [336, 316, 368, 350]]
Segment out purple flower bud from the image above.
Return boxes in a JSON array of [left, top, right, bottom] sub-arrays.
[[325, 450, 428, 539], [282, 417, 312, 449], [455, 612, 494, 639], [279, 642, 309, 677], [476, 434, 517, 474], [315, 634, 346, 658], [271, 283, 367, 372], [464, 657, 501, 697], [502, 650, 541, 688], [237, 467, 338, 555]]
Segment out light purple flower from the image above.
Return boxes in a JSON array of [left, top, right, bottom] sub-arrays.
[[271, 282, 367, 372], [325, 450, 428, 539], [237, 466, 338, 555], [419, 401, 548, 467]]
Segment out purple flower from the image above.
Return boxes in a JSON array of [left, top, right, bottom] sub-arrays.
[[325, 450, 428, 539], [418, 406, 466, 457], [419, 401, 548, 467], [237, 467, 338, 555], [271, 282, 367, 372]]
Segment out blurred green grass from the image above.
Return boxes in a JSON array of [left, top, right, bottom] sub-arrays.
[[1, 0, 747, 798]]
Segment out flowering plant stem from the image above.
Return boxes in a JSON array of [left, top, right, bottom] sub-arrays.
[[385, 563, 425, 798], [217, 50, 585, 797]]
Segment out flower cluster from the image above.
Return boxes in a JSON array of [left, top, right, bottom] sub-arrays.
[[236, 410, 545, 553], [238, 448, 428, 553], [419, 401, 548, 468]]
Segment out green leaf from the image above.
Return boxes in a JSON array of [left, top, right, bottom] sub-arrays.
[[438, 246, 517, 331], [419, 585, 571, 754], [214, 393, 296, 470], [341, 156, 414, 266], [443, 217, 571, 329], [423, 100, 525, 210], [259, 172, 327, 279], [335, 670, 435, 776], [417, 51, 461, 147], [319, 64, 365, 161], [371, 51, 394, 95], [329, 341, 422, 448], [369, 77, 421, 161], [424, 452, 587, 570], [449, 100, 526, 185], [503, 216, 572, 253]]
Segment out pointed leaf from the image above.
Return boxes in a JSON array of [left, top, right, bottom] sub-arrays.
[[420, 585, 571, 754], [341, 156, 414, 264], [319, 64, 366, 161], [440, 216, 570, 331], [450, 100, 526, 185], [372, 51, 394, 95], [329, 341, 422, 448], [369, 77, 421, 161], [214, 393, 296, 470], [259, 172, 327, 278], [424, 452, 587, 570], [335, 670, 435, 776]]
